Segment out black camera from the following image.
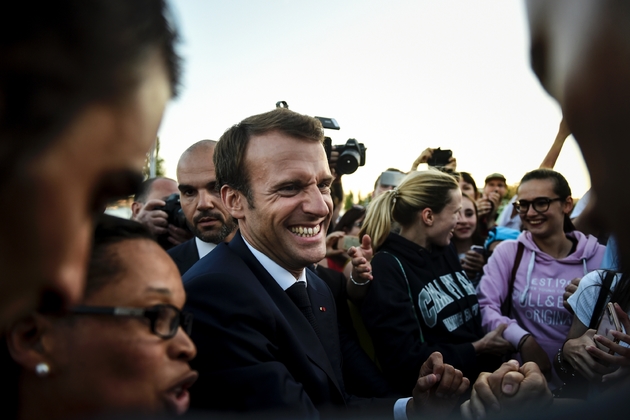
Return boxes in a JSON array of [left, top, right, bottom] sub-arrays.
[[157, 193, 188, 229], [155, 193, 189, 249], [315, 116, 366, 175], [427, 148, 452, 168], [324, 137, 366, 175]]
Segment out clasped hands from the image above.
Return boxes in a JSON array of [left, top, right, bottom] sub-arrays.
[[460, 360, 552, 419], [408, 352, 470, 418]]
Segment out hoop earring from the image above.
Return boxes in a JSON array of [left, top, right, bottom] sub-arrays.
[[35, 363, 50, 377]]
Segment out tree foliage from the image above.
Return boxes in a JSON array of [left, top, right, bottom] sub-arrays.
[[142, 137, 166, 179]]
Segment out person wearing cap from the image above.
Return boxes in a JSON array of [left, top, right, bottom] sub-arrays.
[[372, 168, 406, 199], [476, 173, 508, 235]]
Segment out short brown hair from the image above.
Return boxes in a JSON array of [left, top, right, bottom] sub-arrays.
[[214, 108, 324, 206]]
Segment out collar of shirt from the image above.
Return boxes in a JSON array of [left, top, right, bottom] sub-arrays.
[[195, 237, 217, 260], [242, 234, 307, 291]]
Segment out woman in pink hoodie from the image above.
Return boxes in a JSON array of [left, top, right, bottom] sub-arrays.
[[477, 169, 605, 388]]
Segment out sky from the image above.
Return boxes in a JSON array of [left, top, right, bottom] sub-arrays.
[[157, 0, 591, 199]]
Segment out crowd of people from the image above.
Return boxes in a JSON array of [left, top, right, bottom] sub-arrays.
[[2, 0, 630, 419]]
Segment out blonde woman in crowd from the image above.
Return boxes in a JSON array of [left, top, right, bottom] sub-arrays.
[[358, 170, 512, 395]]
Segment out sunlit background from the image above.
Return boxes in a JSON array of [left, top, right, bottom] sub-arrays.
[[157, 0, 590, 200]]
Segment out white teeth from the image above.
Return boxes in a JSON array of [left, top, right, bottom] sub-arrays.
[[291, 225, 321, 237]]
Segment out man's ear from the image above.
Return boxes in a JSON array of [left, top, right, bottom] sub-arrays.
[[420, 207, 434, 226], [6, 314, 53, 373], [221, 185, 245, 220], [130, 201, 143, 218]]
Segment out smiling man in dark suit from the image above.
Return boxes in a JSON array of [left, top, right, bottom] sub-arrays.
[[182, 107, 469, 418], [167, 140, 237, 275]]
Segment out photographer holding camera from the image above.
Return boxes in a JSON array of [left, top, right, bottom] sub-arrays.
[[131, 177, 193, 250], [410, 147, 457, 172], [316, 114, 366, 232]]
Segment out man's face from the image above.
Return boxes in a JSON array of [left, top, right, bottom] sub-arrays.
[[146, 179, 179, 202], [131, 178, 179, 219], [483, 179, 507, 198], [373, 182, 395, 199], [177, 146, 236, 244], [0, 52, 171, 325], [230, 131, 333, 277], [527, 0, 630, 266]]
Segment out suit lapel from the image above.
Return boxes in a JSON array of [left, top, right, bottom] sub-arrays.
[[170, 239, 200, 275], [184, 239, 200, 268], [229, 235, 344, 400]]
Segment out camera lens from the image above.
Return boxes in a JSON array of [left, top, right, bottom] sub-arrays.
[[337, 149, 360, 174]]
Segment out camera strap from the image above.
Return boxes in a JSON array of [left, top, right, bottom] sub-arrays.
[[588, 270, 617, 329]]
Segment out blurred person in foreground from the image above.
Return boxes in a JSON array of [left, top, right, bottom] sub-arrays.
[[131, 177, 192, 250], [2, 216, 197, 420], [461, 1, 630, 418], [0, 0, 181, 328], [168, 140, 237, 275]]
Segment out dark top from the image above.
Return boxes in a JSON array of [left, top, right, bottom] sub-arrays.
[[314, 265, 396, 398], [167, 238, 199, 275], [361, 232, 500, 394]]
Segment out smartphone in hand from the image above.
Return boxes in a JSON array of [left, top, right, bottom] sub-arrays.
[[470, 245, 485, 255], [596, 302, 622, 355], [339, 235, 361, 250]]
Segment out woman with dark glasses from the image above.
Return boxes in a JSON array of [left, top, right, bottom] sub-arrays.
[[2, 215, 197, 419], [477, 169, 605, 389]]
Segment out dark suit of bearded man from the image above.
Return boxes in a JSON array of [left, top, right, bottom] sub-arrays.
[[167, 238, 199, 276]]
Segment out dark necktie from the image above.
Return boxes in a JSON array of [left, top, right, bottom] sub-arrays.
[[285, 281, 322, 340]]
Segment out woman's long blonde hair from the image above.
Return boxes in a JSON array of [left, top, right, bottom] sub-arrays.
[[360, 169, 459, 250]]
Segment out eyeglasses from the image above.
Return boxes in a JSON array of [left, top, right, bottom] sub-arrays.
[[513, 197, 563, 215], [70, 304, 193, 339]]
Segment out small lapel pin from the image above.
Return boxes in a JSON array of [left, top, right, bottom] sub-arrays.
[[319, 307, 326, 312]]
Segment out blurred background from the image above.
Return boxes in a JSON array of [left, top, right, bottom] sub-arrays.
[[154, 0, 588, 202]]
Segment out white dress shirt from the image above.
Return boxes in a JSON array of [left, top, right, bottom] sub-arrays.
[[195, 237, 217, 260]]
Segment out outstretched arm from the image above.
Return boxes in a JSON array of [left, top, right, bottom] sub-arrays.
[[539, 118, 571, 169]]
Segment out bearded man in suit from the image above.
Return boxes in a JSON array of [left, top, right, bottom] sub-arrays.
[[167, 140, 237, 275]]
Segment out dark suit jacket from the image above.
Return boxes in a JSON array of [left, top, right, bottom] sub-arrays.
[[167, 238, 199, 275], [182, 234, 395, 417], [314, 265, 395, 399]]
